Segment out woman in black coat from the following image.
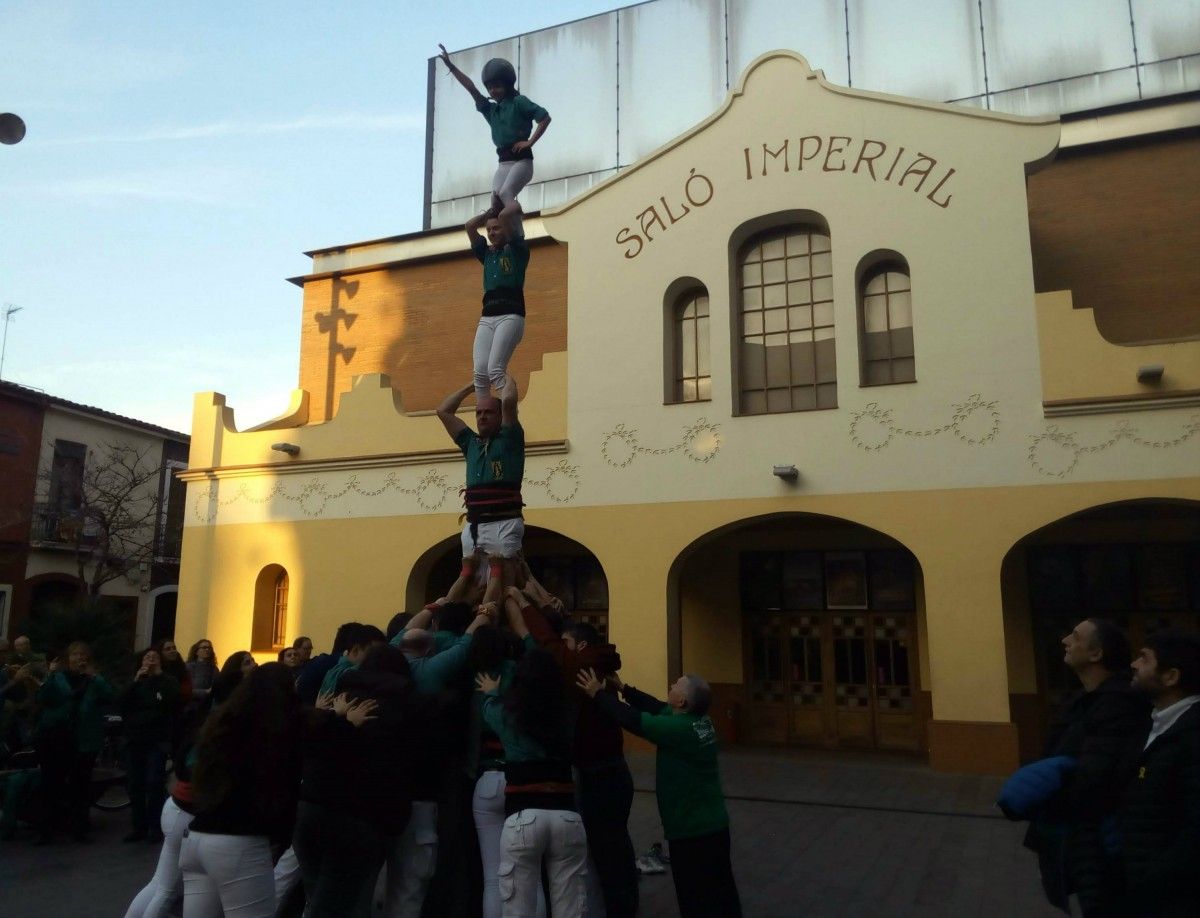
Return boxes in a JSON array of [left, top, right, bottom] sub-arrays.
[[120, 647, 179, 842]]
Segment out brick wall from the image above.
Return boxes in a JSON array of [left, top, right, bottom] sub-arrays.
[[1029, 131, 1200, 344], [299, 240, 568, 421]]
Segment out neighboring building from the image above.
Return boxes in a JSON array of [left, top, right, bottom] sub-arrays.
[[176, 6, 1200, 775], [0, 381, 189, 649]]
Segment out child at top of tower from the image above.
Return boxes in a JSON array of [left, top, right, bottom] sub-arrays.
[[438, 43, 551, 234]]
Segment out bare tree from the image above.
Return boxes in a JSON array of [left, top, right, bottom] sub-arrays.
[[38, 441, 164, 600]]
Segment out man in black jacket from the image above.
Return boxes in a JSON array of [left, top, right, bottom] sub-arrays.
[[1025, 618, 1148, 916], [1117, 627, 1200, 917]]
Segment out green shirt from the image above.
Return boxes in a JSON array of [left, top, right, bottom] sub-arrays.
[[393, 632, 473, 694], [472, 237, 530, 295], [640, 707, 729, 840], [481, 691, 546, 764], [319, 656, 356, 697], [36, 671, 115, 753], [455, 422, 525, 487], [475, 93, 549, 150]]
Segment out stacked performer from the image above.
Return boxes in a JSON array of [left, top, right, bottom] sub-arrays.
[[437, 374, 525, 614], [439, 44, 551, 235], [464, 207, 528, 404]]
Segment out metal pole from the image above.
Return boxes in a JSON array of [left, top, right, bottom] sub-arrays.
[[0, 303, 23, 380]]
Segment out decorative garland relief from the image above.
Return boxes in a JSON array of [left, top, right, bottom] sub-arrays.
[[849, 394, 1001, 452], [192, 460, 584, 524], [601, 419, 722, 468], [1027, 416, 1200, 478]]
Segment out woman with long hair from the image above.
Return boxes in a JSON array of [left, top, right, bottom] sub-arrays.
[[156, 639, 192, 705], [293, 643, 421, 916], [180, 662, 304, 917], [120, 647, 179, 842], [477, 644, 586, 916], [34, 640, 114, 842], [208, 650, 256, 709], [185, 640, 218, 704]]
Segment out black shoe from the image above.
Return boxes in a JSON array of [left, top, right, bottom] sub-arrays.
[[123, 829, 147, 843]]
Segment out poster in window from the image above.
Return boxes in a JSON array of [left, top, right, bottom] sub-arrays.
[[825, 552, 868, 609], [781, 552, 823, 609], [1028, 548, 1079, 610], [574, 559, 609, 610], [1082, 546, 1134, 611], [533, 559, 575, 611], [1137, 545, 1188, 610], [868, 551, 915, 609], [740, 552, 782, 610]]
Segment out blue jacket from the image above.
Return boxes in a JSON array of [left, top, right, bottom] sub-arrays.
[[997, 755, 1077, 820]]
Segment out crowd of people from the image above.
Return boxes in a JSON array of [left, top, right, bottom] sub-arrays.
[[5, 48, 1198, 918]]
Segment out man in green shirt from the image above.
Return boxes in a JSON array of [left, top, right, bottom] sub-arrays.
[[437, 374, 524, 612], [578, 669, 742, 918]]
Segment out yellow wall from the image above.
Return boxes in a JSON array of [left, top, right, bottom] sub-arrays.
[[177, 475, 1200, 719]]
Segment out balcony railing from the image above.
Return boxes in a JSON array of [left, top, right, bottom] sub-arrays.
[[30, 504, 100, 545]]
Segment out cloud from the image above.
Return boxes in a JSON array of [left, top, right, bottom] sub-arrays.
[[43, 112, 426, 146]]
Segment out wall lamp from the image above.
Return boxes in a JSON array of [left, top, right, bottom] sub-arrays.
[[272, 442, 301, 456], [773, 464, 799, 481], [1136, 365, 1164, 384]]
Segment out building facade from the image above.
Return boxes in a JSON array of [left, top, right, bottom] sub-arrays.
[[176, 50, 1199, 774], [0, 382, 189, 649]]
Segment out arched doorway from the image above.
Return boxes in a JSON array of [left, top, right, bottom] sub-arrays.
[[408, 526, 610, 638], [1003, 499, 1200, 753], [29, 576, 82, 619], [150, 589, 179, 645], [670, 514, 925, 753]]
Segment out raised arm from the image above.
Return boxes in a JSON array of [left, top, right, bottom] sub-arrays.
[[503, 590, 530, 639], [465, 210, 489, 247], [405, 606, 435, 634], [500, 373, 518, 428], [437, 382, 475, 440], [438, 43, 487, 106]]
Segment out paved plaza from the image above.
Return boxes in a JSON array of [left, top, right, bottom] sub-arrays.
[[2, 747, 1060, 917]]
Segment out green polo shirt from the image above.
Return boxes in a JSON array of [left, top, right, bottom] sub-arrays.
[[455, 422, 525, 488], [475, 94, 549, 151], [319, 656, 356, 697], [472, 237, 530, 295], [640, 708, 730, 840]]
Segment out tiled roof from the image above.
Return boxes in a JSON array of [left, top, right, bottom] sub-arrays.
[[0, 380, 189, 442]]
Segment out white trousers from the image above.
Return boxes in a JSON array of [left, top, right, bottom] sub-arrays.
[[272, 845, 302, 907], [461, 517, 525, 560], [473, 772, 546, 918], [473, 313, 525, 400], [499, 808, 588, 918], [492, 159, 534, 208], [180, 831, 276, 918], [124, 797, 193, 918], [381, 798, 438, 918]]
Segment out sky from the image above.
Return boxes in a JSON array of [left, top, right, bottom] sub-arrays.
[[0, 1, 621, 434]]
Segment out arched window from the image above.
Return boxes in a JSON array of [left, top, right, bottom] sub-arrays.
[[252, 564, 289, 651], [859, 262, 915, 386], [272, 570, 289, 647], [738, 226, 835, 414], [670, 288, 710, 403]]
